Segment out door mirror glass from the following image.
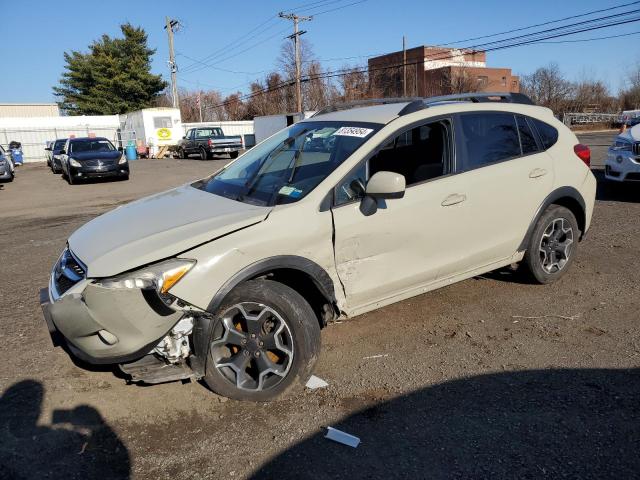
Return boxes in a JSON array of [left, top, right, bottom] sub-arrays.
[[366, 171, 406, 199]]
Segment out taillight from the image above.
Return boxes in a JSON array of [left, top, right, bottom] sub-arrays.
[[574, 144, 590, 167], [208, 138, 213, 147]]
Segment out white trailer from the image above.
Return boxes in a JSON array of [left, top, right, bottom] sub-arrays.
[[119, 107, 183, 148], [253, 112, 315, 144]]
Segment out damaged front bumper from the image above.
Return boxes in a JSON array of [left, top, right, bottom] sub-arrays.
[[40, 278, 183, 364]]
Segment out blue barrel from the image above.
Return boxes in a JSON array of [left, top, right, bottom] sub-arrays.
[[125, 145, 137, 161]]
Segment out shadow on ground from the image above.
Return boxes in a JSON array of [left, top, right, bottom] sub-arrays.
[[253, 368, 640, 479], [0, 380, 129, 480]]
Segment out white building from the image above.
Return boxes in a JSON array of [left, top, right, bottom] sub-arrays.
[[0, 103, 60, 118]]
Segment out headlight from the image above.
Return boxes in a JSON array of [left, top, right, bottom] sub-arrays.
[[118, 155, 127, 165], [96, 259, 195, 294], [69, 158, 82, 167], [612, 140, 632, 152]]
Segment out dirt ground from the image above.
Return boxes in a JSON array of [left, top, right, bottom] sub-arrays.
[[1, 132, 639, 479]]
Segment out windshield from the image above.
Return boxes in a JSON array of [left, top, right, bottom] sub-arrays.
[[70, 139, 115, 153], [193, 121, 381, 206], [54, 139, 66, 150]]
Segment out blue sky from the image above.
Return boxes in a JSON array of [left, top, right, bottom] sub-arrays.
[[0, 0, 638, 102]]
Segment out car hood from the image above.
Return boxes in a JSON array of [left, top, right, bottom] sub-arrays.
[[629, 124, 640, 141], [68, 184, 271, 278], [70, 151, 122, 161]]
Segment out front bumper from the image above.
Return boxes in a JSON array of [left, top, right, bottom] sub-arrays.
[[605, 149, 640, 182], [40, 279, 183, 364], [70, 163, 129, 178]]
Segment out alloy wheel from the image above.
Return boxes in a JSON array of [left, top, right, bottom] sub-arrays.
[[539, 217, 574, 274], [210, 303, 294, 391]]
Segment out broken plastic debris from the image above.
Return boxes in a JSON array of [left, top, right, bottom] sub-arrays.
[[305, 375, 329, 389], [325, 427, 360, 448], [362, 354, 389, 360]]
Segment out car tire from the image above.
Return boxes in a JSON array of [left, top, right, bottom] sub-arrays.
[[199, 147, 207, 161], [522, 205, 579, 284], [179, 148, 186, 159], [67, 173, 75, 185], [229, 151, 239, 159], [203, 279, 321, 402]]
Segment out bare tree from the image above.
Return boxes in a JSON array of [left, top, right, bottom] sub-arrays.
[[520, 63, 574, 113], [620, 62, 640, 110]]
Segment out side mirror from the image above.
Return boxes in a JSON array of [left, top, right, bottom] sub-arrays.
[[366, 171, 406, 199], [45, 147, 51, 151], [59, 149, 66, 155], [360, 171, 406, 217], [118, 146, 124, 152]]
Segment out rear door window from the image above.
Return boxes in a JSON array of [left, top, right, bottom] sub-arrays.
[[458, 112, 521, 170], [531, 119, 559, 149]]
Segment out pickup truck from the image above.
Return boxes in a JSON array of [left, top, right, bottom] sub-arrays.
[[177, 127, 243, 160]]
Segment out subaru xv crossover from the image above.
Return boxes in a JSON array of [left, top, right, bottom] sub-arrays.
[[40, 93, 596, 401]]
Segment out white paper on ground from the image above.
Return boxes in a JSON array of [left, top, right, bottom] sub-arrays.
[[305, 375, 329, 389], [325, 427, 360, 447]]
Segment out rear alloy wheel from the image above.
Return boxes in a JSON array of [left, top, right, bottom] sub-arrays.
[[204, 280, 321, 401], [522, 205, 579, 284]]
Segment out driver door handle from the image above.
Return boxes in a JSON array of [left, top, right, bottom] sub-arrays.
[[529, 168, 548, 178], [441, 193, 467, 206]]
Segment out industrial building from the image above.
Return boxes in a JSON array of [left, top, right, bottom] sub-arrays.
[[368, 46, 519, 98], [0, 103, 60, 118]]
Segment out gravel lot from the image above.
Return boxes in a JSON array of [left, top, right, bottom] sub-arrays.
[[1, 132, 639, 479]]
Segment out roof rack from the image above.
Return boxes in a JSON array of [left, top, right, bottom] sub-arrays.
[[398, 92, 535, 116], [312, 92, 535, 119], [311, 97, 422, 117]]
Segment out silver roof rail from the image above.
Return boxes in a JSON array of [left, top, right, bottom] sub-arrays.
[[311, 97, 422, 117]]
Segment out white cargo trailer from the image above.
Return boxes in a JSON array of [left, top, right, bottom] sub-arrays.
[[253, 112, 315, 144], [119, 107, 182, 148]]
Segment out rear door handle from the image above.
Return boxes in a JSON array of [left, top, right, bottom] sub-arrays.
[[441, 193, 467, 206], [529, 168, 548, 178]]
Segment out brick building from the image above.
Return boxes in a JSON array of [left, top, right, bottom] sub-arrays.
[[368, 46, 519, 98]]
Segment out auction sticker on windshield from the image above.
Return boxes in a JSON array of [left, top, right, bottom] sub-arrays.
[[333, 127, 374, 138]]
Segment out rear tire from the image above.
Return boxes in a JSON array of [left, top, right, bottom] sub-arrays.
[[229, 151, 239, 159], [199, 147, 207, 161], [522, 205, 579, 284], [203, 279, 321, 402]]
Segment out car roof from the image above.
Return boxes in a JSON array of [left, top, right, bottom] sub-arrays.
[[307, 102, 411, 124]]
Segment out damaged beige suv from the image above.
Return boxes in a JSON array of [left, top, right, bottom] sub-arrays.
[[41, 93, 596, 401]]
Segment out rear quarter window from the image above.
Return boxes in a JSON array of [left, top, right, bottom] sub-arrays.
[[532, 119, 559, 149]]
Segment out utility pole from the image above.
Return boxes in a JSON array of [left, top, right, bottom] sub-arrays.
[[279, 12, 312, 113], [402, 36, 407, 97], [197, 90, 203, 122], [164, 17, 180, 109]]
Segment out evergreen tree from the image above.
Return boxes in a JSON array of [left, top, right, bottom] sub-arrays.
[[54, 24, 167, 115]]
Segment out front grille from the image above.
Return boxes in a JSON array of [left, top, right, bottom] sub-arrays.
[[633, 143, 640, 156], [84, 159, 116, 167], [625, 172, 640, 181], [54, 248, 86, 295]]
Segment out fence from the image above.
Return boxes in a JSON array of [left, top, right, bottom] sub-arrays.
[[182, 121, 255, 148], [562, 113, 623, 126], [0, 115, 121, 163]]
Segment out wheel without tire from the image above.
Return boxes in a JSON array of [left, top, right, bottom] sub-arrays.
[[522, 205, 579, 284], [204, 279, 321, 402]]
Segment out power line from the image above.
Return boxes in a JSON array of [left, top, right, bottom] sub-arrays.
[[205, 10, 640, 110], [536, 29, 640, 43], [439, 0, 640, 45]]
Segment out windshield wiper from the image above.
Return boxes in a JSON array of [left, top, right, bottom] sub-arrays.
[[239, 129, 309, 202]]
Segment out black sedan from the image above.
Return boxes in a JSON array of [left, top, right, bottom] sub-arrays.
[[59, 137, 129, 184]]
